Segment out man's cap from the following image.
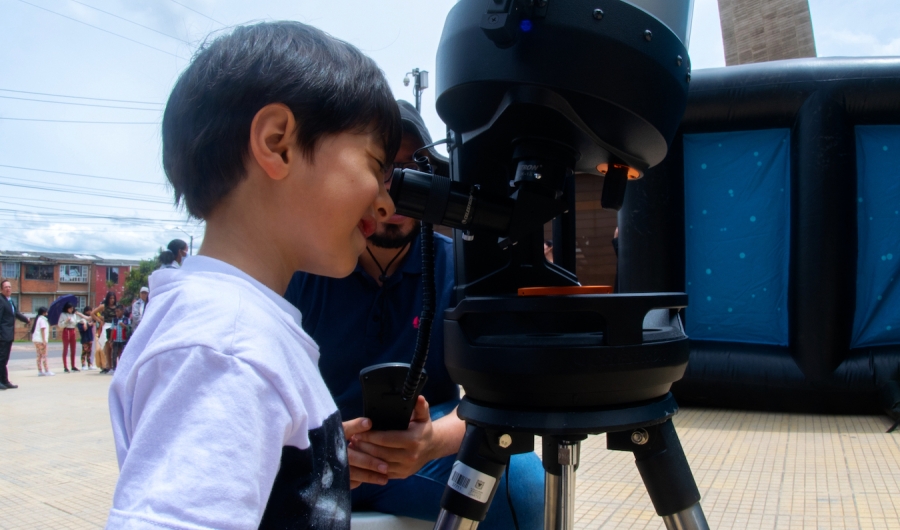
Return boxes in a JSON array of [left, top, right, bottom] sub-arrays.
[[140, 287, 149, 293], [397, 100, 450, 176]]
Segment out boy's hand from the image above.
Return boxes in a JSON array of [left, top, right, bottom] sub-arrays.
[[342, 417, 389, 489], [349, 396, 436, 480]]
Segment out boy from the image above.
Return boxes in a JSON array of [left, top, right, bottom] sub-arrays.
[[107, 21, 400, 530], [109, 305, 130, 374]]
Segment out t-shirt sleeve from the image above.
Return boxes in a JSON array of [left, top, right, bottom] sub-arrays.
[[107, 346, 302, 530]]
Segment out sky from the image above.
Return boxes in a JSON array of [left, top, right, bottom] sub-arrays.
[[0, 0, 897, 260]]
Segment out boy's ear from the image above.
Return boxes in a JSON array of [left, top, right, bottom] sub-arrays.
[[248, 103, 299, 181]]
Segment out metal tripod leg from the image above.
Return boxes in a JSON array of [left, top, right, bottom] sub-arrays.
[[608, 419, 710, 530], [543, 437, 582, 530], [434, 424, 534, 530]]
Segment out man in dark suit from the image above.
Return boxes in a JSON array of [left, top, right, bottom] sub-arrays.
[[0, 279, 30, 389]]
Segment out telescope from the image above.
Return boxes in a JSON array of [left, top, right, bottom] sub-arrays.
[[387, 1, 708, 528]]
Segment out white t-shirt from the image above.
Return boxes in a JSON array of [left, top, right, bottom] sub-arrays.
[[32, 315, 48, 342], [107, 256, 349, 530]]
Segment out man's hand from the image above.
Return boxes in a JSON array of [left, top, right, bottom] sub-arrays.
[[342, 417, 389, 489], [349, 396, 438, 480]]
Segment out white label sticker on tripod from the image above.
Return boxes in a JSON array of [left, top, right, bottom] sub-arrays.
[[447, 461, 496, 503]]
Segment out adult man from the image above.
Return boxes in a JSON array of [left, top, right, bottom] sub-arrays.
[[0, 279, 29, 389], [284, 101, 544, 528], [131, 287, 148, 330]]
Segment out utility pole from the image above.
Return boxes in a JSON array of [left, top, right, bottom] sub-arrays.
[[404, 68, 429, 112]]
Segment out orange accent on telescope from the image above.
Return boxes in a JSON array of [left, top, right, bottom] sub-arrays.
[[518, 286, 614, 297], [596, 163, 642, 180]]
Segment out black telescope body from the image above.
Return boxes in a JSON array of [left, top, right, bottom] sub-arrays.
[[388, 2, 709, 527], [391, 0, 690, 300], [388, 0, 692, 409]]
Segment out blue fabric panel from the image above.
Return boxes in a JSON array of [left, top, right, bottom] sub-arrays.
[[852, 126, 900, 348], [683, 129, 791, 345]]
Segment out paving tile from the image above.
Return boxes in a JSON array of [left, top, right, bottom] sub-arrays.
[[1, 348, 899, 529]]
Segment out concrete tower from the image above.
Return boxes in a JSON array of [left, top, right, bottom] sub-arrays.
[[717, 0, 817, 65]]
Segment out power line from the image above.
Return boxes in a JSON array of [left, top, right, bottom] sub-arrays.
[[15, 0, 186, 60], [2, 194, 175, 213], [0, 117, 158, 124], [0, 208, 182, 224], [0, 95, 163, 111], [0, 174, 168, 198], [0, 227, 184, 232], [167, 0, 225, 26], [66, 0, 191, 44], [0, 164, 164, 185], [0, 180, 171, 204], [0, 88, 162, 106]]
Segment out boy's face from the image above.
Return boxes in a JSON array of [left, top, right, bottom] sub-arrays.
[[286, 131, 394, 277], [115, 308, 124, 318]]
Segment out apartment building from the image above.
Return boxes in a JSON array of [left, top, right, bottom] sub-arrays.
[[0, 251, 140, 339]]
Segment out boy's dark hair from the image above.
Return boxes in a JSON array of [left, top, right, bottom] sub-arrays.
[[162, 21, 402, 219], [83, 306, 92, 314]]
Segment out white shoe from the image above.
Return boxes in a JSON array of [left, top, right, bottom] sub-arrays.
[[81, 365, 87, 370], [38, 371, 45, 376], [46, 371, 55, 376]]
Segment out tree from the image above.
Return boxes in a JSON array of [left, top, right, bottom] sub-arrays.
[[123, 256, 159, 305]]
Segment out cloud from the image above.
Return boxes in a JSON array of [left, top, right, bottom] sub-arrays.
[[816, 28, 900, 57], [0, 213, 203, 260]]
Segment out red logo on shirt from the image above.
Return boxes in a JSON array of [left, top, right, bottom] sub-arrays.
[[413, 316, 420, 329]]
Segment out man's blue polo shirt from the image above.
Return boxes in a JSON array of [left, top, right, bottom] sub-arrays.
[[284, 232, 458, 421]]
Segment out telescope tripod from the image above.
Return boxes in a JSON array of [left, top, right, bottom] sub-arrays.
[[433, 393, 709, 530]]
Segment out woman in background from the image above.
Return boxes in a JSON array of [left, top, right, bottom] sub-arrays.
[[57, 302, 89, 373], [92, 291, 117, 374], [32, 307, 52, 376]]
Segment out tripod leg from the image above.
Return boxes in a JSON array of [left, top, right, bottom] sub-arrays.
[[542, 436, 583, 530], [434, 424, 533, 530], [608, 419, 710, 530]]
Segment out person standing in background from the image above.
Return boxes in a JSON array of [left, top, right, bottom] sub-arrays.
[[78, 306, 95, 370], [57, 302, 85, 373], [131, 287, 148, 330], [167, 239, 189, 268], [32, 307, 53, 376], [92, 291, 117, 374], [0, 279, 29, 389], [109, 305, 130, 374]]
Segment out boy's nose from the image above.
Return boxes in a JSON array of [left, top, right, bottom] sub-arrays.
[[374, 182, 395, 222]]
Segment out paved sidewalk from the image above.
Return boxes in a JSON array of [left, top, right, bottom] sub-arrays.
[[1, 355, 899, 529]]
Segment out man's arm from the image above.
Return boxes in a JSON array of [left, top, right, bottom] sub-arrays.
[[349, 396, 467, 480], [14, 307, 29, 325]]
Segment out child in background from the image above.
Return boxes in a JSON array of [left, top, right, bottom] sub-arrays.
[[31, 307, 53, 376], [78, 305, 95, 370], [109, 305, 130, 374]]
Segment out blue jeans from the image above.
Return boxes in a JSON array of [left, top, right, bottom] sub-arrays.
[[351, 402, 545, 530]]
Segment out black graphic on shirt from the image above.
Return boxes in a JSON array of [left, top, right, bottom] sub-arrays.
[[259, 411, 350, 529]]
